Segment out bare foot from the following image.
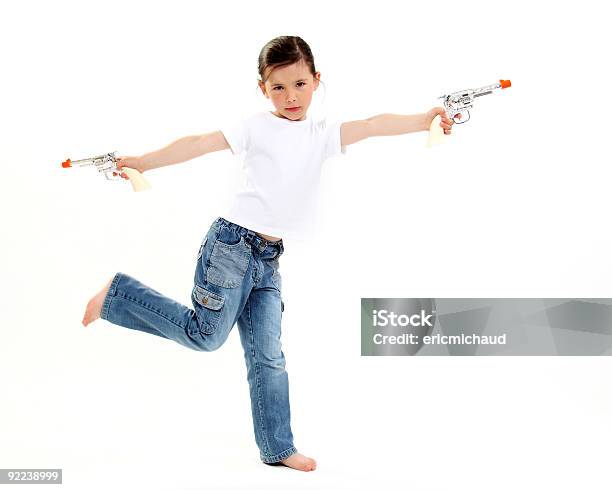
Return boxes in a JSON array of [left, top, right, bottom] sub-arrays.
[[82, 277, 114, 327], [278, 453, 317, 471]]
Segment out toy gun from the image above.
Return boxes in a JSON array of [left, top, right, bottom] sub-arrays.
[[427, 79, 511, 147], [61, 151, 151, 192], [439, 79, 511, 124]]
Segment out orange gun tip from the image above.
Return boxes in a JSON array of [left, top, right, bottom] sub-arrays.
[[61, 159, 72, 168], [500, 79, 511, 89]]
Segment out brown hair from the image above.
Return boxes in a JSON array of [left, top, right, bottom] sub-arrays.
[[258, 36, 318, 83]]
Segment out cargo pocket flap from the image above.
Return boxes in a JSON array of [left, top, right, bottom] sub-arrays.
[[193, 284, 224, 310]]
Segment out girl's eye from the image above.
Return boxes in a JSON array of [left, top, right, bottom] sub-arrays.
[[273, 82, 306, 91]]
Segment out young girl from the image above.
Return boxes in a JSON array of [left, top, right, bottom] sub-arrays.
[[81, 35, 455, 472]]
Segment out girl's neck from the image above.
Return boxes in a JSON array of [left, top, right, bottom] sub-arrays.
[[269, 110, 308, 122]]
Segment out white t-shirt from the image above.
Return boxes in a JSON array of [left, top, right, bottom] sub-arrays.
[[220, 111, 346, 241]]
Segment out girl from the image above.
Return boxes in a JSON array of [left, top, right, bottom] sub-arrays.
[[81, 35, 455, 472]]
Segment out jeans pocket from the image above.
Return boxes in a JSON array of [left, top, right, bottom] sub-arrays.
[[192, 284, 225, 334], [206, 233, 251, 288]]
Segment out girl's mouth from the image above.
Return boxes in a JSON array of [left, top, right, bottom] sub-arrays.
[[286, 106, 301, 112]]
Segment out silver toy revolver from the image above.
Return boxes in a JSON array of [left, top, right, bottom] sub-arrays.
[[61, 151, 151, 192], [439, 79, 511, 124], [61, 151, 122, 180]]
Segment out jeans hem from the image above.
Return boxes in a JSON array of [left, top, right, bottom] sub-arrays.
[[100, 272, 122, 321], [260, 446, 297, 464]]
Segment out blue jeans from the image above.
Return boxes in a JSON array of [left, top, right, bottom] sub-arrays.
[[100, 217, 296, 464]]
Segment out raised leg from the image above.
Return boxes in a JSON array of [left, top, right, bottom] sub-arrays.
[[100, 272, 234, 352]]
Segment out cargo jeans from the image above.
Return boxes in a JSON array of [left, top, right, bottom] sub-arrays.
[[100, 217, 296, 463]]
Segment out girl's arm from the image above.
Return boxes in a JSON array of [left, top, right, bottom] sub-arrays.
[[139, 131, 230, 171], [340, 107, 454, 147]]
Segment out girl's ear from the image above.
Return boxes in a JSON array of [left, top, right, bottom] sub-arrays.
[[258, 79, 269, 99], [313, 72, 321, 90]]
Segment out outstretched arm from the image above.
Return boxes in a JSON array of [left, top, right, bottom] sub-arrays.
[[340, 107, 455, 147], [138, 131, 230, 171]]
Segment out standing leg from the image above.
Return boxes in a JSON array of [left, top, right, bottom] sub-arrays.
[[236, 241, 316, 471], [237, 288, 297, 463]]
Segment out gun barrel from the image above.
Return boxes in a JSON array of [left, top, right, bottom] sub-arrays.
[[66, 158, 94, 167], [474, 83, 501, 96], [474, 80, 511, 96], [61, 152, 117, 169], [61, 157, 100, 168]]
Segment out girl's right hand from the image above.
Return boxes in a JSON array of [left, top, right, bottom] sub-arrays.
[[113, 156, 147, 179]]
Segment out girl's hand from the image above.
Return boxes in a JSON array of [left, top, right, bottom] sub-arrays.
[[113, 156, 147, 180], [425, 107, 458, 134]]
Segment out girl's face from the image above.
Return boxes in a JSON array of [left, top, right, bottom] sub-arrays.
[[258, 60, 320, 121]]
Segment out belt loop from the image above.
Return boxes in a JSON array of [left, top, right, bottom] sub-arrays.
[[247, 230, 258, 250], [245, 230, 253, 247]]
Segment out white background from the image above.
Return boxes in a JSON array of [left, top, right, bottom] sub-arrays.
[[2, 0, 611, 488]]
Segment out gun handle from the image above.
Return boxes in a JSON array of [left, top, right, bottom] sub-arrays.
[[427, 115, 445, 147], [121, 167, 152, 192]]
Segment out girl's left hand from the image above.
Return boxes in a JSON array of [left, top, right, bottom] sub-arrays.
[[425, 107, 456, 134]]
